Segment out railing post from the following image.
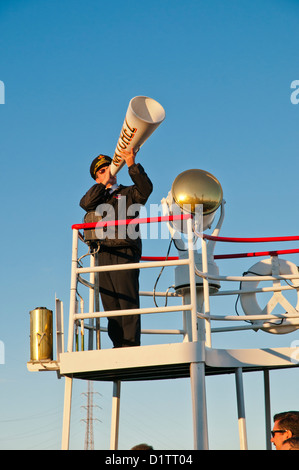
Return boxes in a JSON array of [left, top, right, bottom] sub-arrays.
[[187, 216, 209, 448], [88, 252, 95, 350], [187, 217, 198, 342], [94, 251, 101, 349], [201, 236, 212, 347], [55, 297, 64, 361], [67, 229, 78, 353]]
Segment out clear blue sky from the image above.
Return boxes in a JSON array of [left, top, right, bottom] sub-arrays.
[[1, 0, 299, 450]]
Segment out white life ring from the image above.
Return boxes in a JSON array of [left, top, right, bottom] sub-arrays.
[[240, 258, 299, 334]]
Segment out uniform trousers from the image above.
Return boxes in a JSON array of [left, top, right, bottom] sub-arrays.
[[98, 246, 141, 348]]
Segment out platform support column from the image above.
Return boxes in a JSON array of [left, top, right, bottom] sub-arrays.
[[264, 369, 272, 450], [235, 368, 248, 450], [61, 376, 73, 450], [190, 361, 209, 449], [110, 380, 121, 450]]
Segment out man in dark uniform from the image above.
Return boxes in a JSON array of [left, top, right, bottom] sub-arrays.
[[80, 148, 153, 348]]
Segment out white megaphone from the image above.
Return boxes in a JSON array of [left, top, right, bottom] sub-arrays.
[[110, 96, 165, 176]]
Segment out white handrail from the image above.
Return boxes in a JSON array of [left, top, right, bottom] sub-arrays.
[[68, 216, 199, 352], [195, 266, 299, 282], [70, 216, 299, 351]]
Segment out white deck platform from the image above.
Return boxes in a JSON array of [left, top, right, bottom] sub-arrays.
[[27, 343, 299, 381], [59, 342, 203, 381], [205, 346, 299, 374]]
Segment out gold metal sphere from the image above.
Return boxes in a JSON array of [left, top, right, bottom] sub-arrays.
[[171, 169, 223, 215]]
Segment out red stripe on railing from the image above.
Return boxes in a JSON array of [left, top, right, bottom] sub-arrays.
[[72, 214, 192, 230], [140, 249, 299, 262], [214, 248, 299, 260], [72, 215, 299, 261], [203, 234, 299, 243], [141, 256, 179, 261]]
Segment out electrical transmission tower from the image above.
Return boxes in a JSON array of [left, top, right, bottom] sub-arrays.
[[81, 381, 101, 450]]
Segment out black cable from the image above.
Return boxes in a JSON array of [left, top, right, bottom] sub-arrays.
[[235, 270, 288, 327], [153, 237, 174, 308]]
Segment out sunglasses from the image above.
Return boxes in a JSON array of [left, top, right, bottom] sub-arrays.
[[271, 430, 287, 438], [97, 167, 109, 175]]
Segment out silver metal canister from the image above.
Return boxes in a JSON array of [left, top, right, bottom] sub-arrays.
[[29, 307, 53, 361]]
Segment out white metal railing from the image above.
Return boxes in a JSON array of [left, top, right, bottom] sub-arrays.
[[68, 214, 299, 352], [196, 232, 299, 346], [68, 215, 198, 352]]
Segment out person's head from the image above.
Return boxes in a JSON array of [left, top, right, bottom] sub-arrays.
[[271, 411, 299, 450], [90, 154, 116, 186], [131, 443, 153, 450]]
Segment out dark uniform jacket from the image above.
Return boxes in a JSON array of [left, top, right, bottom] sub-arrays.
[[80, 163, 153, 256]]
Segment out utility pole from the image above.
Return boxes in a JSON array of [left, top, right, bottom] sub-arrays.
[[81, 381, 101, 450]]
